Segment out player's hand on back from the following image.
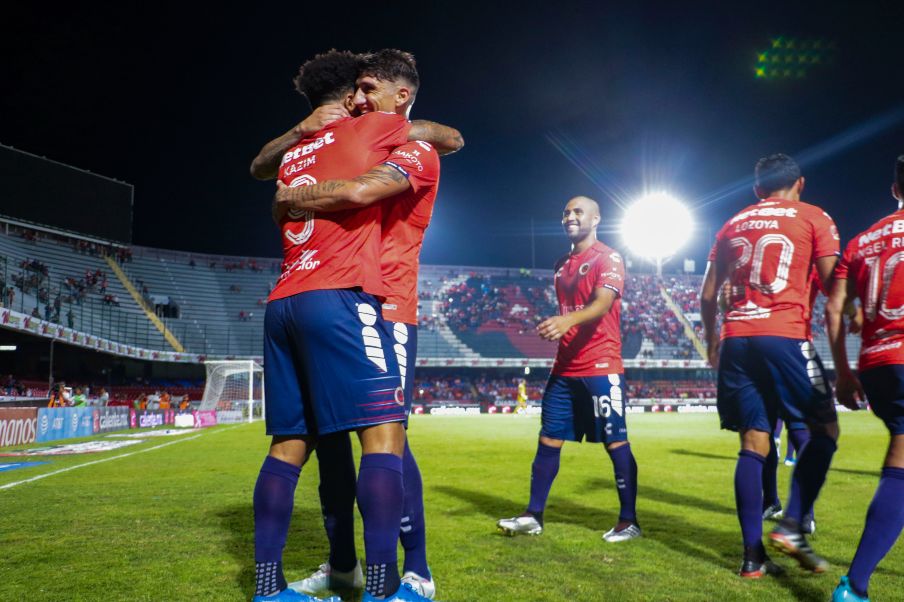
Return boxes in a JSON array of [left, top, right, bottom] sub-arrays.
[[834, 369, 866, 410], [295, 104, 350, 137], [537, 315, 572, 341]]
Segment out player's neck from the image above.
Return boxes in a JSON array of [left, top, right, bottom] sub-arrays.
[[761, 190, 799, 202], [571, 235, 597, 255]]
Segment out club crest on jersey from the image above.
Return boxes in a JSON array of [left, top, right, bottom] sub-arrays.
[[284, 175, 316, 245], [579, 262, 591, 275]]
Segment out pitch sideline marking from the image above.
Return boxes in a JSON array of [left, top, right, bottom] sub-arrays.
[[0, 424, 244, 491]]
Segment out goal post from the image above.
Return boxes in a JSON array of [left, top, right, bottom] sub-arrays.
[[200, 360, 264, 422]]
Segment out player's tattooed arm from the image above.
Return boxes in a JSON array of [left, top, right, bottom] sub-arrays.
[[537, 287, 617, 342], [700, 259, 727, 369], [825, 276, 865, 409], [274, 164, 411, 212], [250, 104, 350, 180], [409, 120, 464, 156]]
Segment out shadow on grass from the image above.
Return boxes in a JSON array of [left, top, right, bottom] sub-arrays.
[[672, 448, 881, 479], [216, 502, 332, 595], [435, 482, 830, 602]]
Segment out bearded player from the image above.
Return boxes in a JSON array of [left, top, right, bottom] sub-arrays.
[[826, 156, 904, 602], [496, 196, 641, 543], [268, 50, 456, 601], [701, 153, 841, 578], [249, 50, 457, 602]]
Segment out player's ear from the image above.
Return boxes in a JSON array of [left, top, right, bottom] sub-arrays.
[[753, 185, 764, 200], [795, 176, 805, 195], [893, 182, 902, 204], [396, 86, 411, 108], [342, 92, 355, 113]]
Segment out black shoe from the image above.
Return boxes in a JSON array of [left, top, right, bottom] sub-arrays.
[[739, 546, 785, 579], [769, 519, 828, 573], [762, 503, 784, 521]]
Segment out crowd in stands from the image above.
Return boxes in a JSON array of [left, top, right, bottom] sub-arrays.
[[627, 379, 716, 399], [443, 274, 557, 334]]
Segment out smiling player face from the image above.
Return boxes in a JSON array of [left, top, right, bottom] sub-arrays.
[[353, 75, 410, 116], [562, 196, 600, 243]]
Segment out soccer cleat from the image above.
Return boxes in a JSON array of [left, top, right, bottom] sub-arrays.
[[253, 588, 340, 602], [738, 553, 785, 579], [401, 571, 436, 599], [602, 523, 642, 543], [762, 503, 784, 521], [288, 561, 363, 596], [801, 514, 816, 535], [497, 514, 543, 536], [363, 582, 433, 602], [832, 576, 870, 601], [768, 520, 829, 573]]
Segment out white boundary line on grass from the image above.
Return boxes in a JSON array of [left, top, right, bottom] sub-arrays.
[[0, 424, 244, 491]]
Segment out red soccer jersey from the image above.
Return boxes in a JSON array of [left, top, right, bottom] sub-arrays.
[[268, 112, 411, 302], [551, 241, 625, 376], [834, 209, 904, 370], [379, 141, 441, 325], [709, 197, 839, 340]]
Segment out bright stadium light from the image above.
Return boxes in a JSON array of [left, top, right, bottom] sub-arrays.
[[621, 192, 693, 274]]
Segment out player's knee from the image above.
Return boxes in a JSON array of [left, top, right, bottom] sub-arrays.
[[739, 429, 771, 455], [605, 440, 628, 452], [538, 435, 565, 449], [358, 422, 406, 456], [885, 434, 904, 468], [268, 435, 314, 467]]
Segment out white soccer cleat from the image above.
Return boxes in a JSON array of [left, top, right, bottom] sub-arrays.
[[288, 561, 363, 596], [401, 571, 436, 599], [496, 514, 543, 536], [602, 523, 642, 543]]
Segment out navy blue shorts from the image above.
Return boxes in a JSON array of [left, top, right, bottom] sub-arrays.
[[717, 336, 836, 433], [860, 364, 904, 435], [263, 289, 404, 436], [540, 374, 629, 444], [387, 321, 418, 416]]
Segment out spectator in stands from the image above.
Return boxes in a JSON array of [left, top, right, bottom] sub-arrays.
[[159, 391, 172, 410], [48, 383, 67, 407], [66, 309, 74, 328], [97, 387, 110, 406], [72, 387, 87, 407], [31, 306, 40, 318], [179, 394, 191, 411]]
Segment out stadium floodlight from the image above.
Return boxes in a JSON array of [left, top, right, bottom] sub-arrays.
[[621, 192, 693, 275]]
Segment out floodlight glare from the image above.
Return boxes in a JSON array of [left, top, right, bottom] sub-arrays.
[[621, 192, 693, 260]]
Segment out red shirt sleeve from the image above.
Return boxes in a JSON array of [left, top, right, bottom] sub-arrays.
[[810, 207, 841, 259], [351, 112, 412, 153], [382, 141, 440, 193], [834, 239, 856, 280], [595, 250, 625, 297]]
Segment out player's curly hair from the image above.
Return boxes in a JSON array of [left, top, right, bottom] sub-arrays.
[[754, 153, 801, 195], [896, 155, 904, 193], [359, 49, 420, 93], [293, 50, 362, 108]]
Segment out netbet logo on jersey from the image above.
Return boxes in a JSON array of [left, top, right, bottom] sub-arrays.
[[280, 131, 336, 166]]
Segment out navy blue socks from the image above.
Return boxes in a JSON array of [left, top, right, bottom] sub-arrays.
[[735, 450, 765, 548], [358, 453, 404, 598], [608, 443, 639, 523], [527, 441, 562, 522], [847, 467, 904, 597], [253, 455, 300, 596]]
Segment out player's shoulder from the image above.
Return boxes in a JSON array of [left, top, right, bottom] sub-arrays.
[[350, 111, 407, 132], [794, 200, 835, 222], [591, 241, 622, 263]]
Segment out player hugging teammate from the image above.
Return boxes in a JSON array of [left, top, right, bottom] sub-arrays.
[[248, 49, 461, 602]]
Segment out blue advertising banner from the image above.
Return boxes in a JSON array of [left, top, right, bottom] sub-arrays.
[[93, 407, 130, 434], [36, 408, 95, 443]]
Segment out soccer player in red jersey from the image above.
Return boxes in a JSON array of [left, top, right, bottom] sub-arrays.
[[825, 156, 904, 602], [496, 196, 641, 543], [248, 51, 458, 602], [275, 50, 446, 600], [701, 153, 841, 578]]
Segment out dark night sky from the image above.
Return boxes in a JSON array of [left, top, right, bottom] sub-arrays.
[[2, 2, 903, 272]]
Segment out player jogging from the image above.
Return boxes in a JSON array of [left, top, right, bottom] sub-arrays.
[[826, 155, 904, 602], [701, 153, 841, 578], [496, 196, 641, 543], [249, 50, 455, 602]]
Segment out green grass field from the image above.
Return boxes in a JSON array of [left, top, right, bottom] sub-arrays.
[[0, 413, 900, 601]]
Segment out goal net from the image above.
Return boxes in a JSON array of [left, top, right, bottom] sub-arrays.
[[199, 360, 264, 422]]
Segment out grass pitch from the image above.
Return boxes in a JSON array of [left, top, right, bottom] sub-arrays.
[[0, 413, 900, 601]]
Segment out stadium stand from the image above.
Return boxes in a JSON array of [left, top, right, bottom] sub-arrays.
[[0, 220, 859, 365]]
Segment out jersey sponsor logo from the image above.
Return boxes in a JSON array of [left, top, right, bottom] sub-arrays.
[[415, 141, 433, 151], [284, 175, 316, 244], [280, 131, 336, 166], [279, 250, 321, 281], [357, 303, 388, 372], [729, 206, 798, 225], [726, 300, 772, 320], [609, 253, 622, 263], [858, 220, 904, 246], [390, 149, 424, 172], [862, 340, 904, 355]]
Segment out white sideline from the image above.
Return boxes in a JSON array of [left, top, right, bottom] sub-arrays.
[[0, 425, 242, 491]]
